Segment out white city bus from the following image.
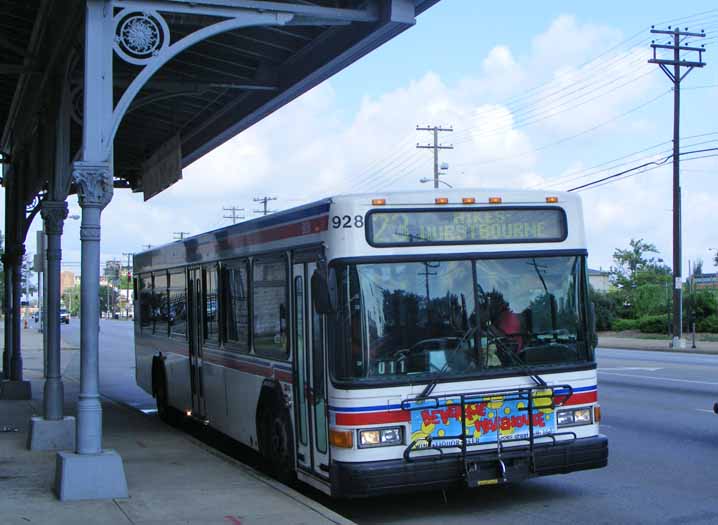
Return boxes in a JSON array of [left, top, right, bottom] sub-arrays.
[[134, 189, 607, 497]]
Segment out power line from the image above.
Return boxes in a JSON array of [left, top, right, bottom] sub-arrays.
[[538, 132, 718, 190], [253, 196, 276, 216], [222, 205, 245, 224], [567, 147, 718, 192], [453, 88, 672, 169], [345, 11, 718, 192], [416, 125, 453, 189]]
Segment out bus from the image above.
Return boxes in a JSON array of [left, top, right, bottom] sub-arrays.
[[133, 189, 608, 497]]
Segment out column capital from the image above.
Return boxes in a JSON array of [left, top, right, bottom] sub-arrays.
[[72, 161, 113, 210], [41, 200, 69, 236]]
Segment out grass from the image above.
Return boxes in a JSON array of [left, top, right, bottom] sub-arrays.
[[599, 330, 718, 342]]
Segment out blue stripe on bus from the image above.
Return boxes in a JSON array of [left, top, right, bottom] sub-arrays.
[[329, 385, 597, 413]]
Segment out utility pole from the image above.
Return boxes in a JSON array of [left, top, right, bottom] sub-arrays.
[[648, 25, 706, 349], [173, 232, 189, 241], [253, 196, 276, 216], [416, 125, 453, 189], [223, 206, 245, 224], [122, 252, 133, 320]]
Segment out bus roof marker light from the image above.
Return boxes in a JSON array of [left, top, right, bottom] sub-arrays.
[[488, 197, 502, 204], [371, 198, 386, 206], [462, 197, 476, 204], [546, 196, 559, 203], [435, 197, 449, 205]]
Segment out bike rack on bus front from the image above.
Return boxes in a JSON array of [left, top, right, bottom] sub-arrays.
[[400, 384, 576, 486]]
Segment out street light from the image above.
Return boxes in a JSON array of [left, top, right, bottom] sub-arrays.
[[420, 177, 453, 188]]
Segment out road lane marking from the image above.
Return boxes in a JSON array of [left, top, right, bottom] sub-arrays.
[[695, 409, 715, 414], [600, 367, 664, 372], [598, 371, 718, 386]]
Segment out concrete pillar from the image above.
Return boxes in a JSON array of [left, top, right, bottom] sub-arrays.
[[53, 162, 126, 500], [28, 200, 75, 451]]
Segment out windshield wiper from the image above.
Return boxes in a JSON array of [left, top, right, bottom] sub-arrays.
[[417, 324, 479, 399]]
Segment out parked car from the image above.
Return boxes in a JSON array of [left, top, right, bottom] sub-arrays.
[[59, 308, 70, 324]]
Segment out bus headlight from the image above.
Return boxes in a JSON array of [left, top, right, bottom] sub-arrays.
[[556, 407, 593, 427], [358, 427, 404, 448]]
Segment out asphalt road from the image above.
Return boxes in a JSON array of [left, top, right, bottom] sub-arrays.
[[61, 321, 718, 525]]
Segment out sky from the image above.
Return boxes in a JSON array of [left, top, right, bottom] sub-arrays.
[[8, 0, 718, 282]]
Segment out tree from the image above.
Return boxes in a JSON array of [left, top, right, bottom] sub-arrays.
[[62, 284, 120, 317], [609, 238, 671, 319]]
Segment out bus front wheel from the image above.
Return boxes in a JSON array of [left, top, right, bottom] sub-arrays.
[[263, 405, 295, 484]]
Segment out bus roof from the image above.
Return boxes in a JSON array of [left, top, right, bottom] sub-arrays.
[[134, 189, 584, 273]]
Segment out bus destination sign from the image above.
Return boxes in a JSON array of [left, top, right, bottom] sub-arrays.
[[367, 208, 566, 246]]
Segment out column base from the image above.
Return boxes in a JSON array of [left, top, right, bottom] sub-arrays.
[[54, 449, 128, 501], [27, 416, 76, 451], [0, 379, 32, 400]]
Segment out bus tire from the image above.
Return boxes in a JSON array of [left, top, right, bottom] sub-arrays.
[[267, 404, 295, 485], [152, 356, 176, 426]]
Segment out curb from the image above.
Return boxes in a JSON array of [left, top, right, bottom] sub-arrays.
[[598, 341, 718, 356], [192, 437, 356, 525]]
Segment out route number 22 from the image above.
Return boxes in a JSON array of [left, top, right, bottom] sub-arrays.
[[331, 215, 364, 229]]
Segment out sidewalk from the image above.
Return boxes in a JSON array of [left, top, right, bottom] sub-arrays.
[[0, 326, 354, 525], [598, 333, 718, 354]]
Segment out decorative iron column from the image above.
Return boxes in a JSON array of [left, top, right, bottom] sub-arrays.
[[9, 242, 25, 381], [2, 252, 13, 380], [73, 162, 112, 454], [41, 201, 68, 420]]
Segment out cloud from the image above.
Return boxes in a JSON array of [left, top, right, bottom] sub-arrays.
[[6, 13, 713, 281]]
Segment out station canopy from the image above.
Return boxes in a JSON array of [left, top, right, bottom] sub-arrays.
[[1, 0, 438, 203]]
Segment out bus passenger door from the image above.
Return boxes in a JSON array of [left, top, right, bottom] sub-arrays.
[[187, 268, 206, 420], [292, 263, 312, 472], [307, 262, 329, 478]]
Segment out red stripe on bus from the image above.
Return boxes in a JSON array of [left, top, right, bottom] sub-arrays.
[[559, 391, 597, 406], [274, 369, 293, 383], [228, 216, 328, 249], [335, 410, 411, 426]]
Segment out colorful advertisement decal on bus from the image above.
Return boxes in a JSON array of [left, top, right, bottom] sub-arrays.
[[409, 390, 556, 447]]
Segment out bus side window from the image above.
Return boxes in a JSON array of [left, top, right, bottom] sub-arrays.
[[138, 274, 152, 333], [169, 270, 187, 339], [223, 261, 250, 353], [152, 272, 169, 337], [204, 266, 219, 343], [252, 256, 288, 360]]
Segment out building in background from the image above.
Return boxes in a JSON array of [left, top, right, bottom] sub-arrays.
[[60, 270, 75, 295], [695, 272, 718, 290], [588, 268, 611, 292]]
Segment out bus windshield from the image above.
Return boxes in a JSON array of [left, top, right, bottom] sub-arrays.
[[332, 255, 589, 384]]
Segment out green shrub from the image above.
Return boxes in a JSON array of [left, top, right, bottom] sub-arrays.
[[696, 315, 718, 333], [638, 314, 669, 334], [613, 318, 639, 331], [590, 287, 619, 331]]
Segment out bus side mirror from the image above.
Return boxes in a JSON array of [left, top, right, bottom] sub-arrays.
[[312, 268, 336, 314]]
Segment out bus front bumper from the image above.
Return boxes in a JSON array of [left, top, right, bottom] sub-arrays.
[[330, 434, 608, 498]]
